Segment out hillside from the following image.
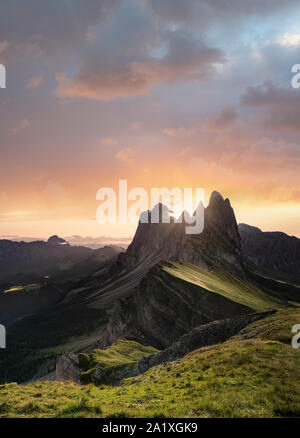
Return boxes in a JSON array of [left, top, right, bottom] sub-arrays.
[[1, 309, 299, 418], [1, 189, 300, 423], [1, 191, 300, 387]]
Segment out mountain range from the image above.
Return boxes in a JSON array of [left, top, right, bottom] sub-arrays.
[[0, 191, 299, 387]]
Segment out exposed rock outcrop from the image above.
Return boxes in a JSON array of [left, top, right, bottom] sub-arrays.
[[128, 311, 273, 378], [56, 311, 272, 384], [56, 353, 82, 384]]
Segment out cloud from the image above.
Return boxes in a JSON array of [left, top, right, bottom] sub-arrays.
[[163, 126, 197, 137], [204, 106, 238, 130], [55, 28, 224, 101], [0, 41, 9, 54], [101, 137, 117, 145], [130, 122, 142, 130], [115, 147, 136, 163], [278, 33, 300, 47], [241, 81, 300, 132], [0, 0, 120, 61], [146, 0, 300, 28], [26, 75, 44, 89], [12, 119, 29, 134]]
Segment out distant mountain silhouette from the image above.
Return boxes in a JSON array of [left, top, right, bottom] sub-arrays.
[[0, 236, 91, 281], [239, 223, 300, 284]]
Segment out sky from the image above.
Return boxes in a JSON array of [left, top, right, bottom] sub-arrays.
[[0, 0, 300, 239]]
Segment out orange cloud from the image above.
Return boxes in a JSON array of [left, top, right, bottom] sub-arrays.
[[26, 75, 44, 89], [130, 122, 142, 130], [102, 137, 117, 145], [162, 126, 197, 137], [115, 147, 136, 164]]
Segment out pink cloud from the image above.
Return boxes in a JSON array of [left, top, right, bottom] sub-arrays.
[[101, 137, 117, 145], [115, 147, 136, 164], [26, 75, 44, 89], [12, 119, 29, 134]]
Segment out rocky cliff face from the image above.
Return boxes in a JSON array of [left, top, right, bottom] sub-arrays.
[[98, 263, 252, 350], [239, 223, 300, 284], [118, 191, 243, 274], [56, 311, 271, 385], [94, 190, 247, 350], [56, 354, 82, 383], [127, 311, 272, 379]]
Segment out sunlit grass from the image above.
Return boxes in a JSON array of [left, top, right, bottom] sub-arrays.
[[163, 262, 285, 312], [3, 283, 41, 294], [79, 340, 159, 383], [1, 309, 300, 418]]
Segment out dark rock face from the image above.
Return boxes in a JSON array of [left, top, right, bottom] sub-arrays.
[[56, 353, 82, 383], [128, 311, 272, 378], [239, 223, 300, 284], [98, 265, 252, 350], [118, 191, 243, 274], [204, 191, 241, 249], [124, 203, 185, 266], [95, 191, 247, 351]]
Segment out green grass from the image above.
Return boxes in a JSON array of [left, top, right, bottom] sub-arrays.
[[3, 283, 41, 294], [163, 262, 286, 312], [78, 340, 159, 383], [3, 285, 24, 293], [233, 307, 300, 345], [1, 309, 300, 418]]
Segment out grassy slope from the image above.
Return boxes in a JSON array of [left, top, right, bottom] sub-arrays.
[[1, 308, 300, 418], [2, 259, 296, 385], [163, 262, 288, 312], [78, 340, 159, 383]]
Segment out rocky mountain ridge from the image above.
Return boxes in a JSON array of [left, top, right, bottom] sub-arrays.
[[239, 223, 300, 284], [118, 191, 243, 275]]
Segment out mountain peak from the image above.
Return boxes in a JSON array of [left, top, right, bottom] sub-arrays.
[[119, 190, 243, 274], [238, 223, 262, 233], [209, 191, 224, 206], [47, 235, 69, 246]]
